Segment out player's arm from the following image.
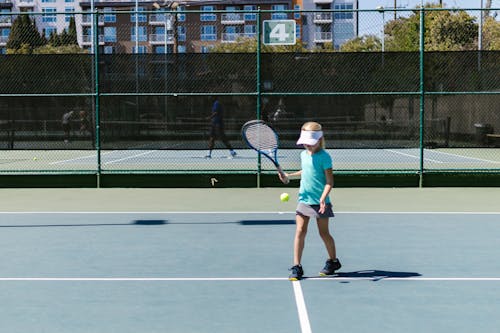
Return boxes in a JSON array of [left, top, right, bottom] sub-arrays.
[[319, 168, 333, 213]]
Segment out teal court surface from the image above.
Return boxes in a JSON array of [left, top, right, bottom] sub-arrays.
[[1, 148, 499, 171], [1, 187, 499, 333]]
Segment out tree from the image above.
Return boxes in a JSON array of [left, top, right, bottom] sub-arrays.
[[340, 35, 382, 52], [482, 16, 500, 50], [381, 3, 479, 51], [209, 36, 307, 53], [6, 15, 45, 53]]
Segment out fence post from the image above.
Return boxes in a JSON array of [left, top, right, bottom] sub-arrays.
[[93, 10, 101, 188], [256, 7, 262, 188], [418, 5, 425, 187]]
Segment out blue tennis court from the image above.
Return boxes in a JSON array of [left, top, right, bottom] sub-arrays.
[[3, 148, 498, 172], [1, 210, 499, 333]]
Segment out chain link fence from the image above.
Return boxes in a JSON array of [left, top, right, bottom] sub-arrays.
[[0, 7, 499, 179]]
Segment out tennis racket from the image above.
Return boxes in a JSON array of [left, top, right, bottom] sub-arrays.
[[241, 120, 289, 184]]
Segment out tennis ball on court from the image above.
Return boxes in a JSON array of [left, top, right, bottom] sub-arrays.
[[280, 193, 290, 202], [33, 157, 38, 161]]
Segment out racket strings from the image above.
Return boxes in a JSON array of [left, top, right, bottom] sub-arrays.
[[244, 124, 278, 151]]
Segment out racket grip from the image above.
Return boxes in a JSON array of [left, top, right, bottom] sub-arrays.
[[277, 166, 290, 184]]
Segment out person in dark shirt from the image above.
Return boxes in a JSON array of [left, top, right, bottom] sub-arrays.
[[205, 96, 236, 159]]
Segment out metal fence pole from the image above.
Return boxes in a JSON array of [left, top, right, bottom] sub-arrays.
[[93, 11, 101, 188], [256, 7, 262, 188], [419, 5, 425, 187]]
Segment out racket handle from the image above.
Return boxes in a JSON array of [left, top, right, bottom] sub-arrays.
[[277, 166, 290, 184]]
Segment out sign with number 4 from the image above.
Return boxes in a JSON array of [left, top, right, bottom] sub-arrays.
[[262, 20, 296, 45]]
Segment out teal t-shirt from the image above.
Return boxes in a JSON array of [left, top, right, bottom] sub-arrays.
[[298, 149, 332, 205]]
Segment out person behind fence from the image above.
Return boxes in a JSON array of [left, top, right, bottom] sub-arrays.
[[205, 96, 237, 159], [62, 110, 75, 143]]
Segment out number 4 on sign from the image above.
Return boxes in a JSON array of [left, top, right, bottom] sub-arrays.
[[270, 23, 290, 42], [263, 20, 296, 45]]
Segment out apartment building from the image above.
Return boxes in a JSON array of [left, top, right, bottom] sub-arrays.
[[0, 0, 358, 54]]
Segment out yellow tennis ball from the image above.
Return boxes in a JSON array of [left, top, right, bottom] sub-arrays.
[[280, 192, 290, 202], [33, 157, 38, 161]]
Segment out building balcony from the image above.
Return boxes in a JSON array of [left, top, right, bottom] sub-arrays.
[[17, 0, 34, 7], [149, 14, 167, 25], [313, 12, 332, 23], [149, 33, 174, 44], [221, 13, 244, 24], [314, 31, 332, 42], [0, 15, 12, 26]]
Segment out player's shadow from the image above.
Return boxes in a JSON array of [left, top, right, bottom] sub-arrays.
[[239, 220, 295, 225], [308, 270, 421, 281], [0, 220, 168, 228]]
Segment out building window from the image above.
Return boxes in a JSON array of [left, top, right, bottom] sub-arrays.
[[177, 45, 186, 53], [294, 5, 301, 20], [244, 5, 256, 21], [131, 7, 147, 23], [271, 5, 288, 20], [131, 26, 147, 42], [0, 28, 10, 44], [104, 8, 116, 23], [104, 46, 114, 54], [41, 0, 56, 3], [176, 6, 185, 22], [334, 3, 354, 20], [177, 25, 186, 42], [104, 27, 116, 42], [201, 6, 216, 22], [42, 8, 57, 23], [65, 7, 74, 22], [133, 45, 147, 53], [0, 10, 11, 25], [154, 45, 166, 54], [201, 25, 216, 41], [244, 24, 256, 38]]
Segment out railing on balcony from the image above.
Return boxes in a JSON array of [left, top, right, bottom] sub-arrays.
[[149, 33, 175, 44], [314, 31, 332, 42], [313, 12, 332, 23], [221, 13, 244, 24]]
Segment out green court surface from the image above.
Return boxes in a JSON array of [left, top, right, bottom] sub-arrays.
[[0, 188, 499, 333]]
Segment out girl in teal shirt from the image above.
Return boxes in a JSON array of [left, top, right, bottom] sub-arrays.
[[279, 121, 341, 280]]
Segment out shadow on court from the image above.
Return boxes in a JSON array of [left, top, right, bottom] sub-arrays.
[[0, 219, 295, 227], [305, 270, 422, 281]]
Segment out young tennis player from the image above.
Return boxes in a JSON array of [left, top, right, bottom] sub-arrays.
[[279, 121, 341, 280]]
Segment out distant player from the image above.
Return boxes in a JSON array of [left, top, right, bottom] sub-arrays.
[[62, 110, 75, 143], [205, 96, 236, 159]]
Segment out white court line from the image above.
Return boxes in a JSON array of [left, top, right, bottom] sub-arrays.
[[292, 281, 312, 333], [384, 149, 444, 163], [50, 150, 115, 165], [425, 149, 500, 164], [0, 276, 498, 281], [103, 150, 157, 165]]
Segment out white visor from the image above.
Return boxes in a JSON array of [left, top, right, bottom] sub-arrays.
[[296, 130, 323, 145]]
